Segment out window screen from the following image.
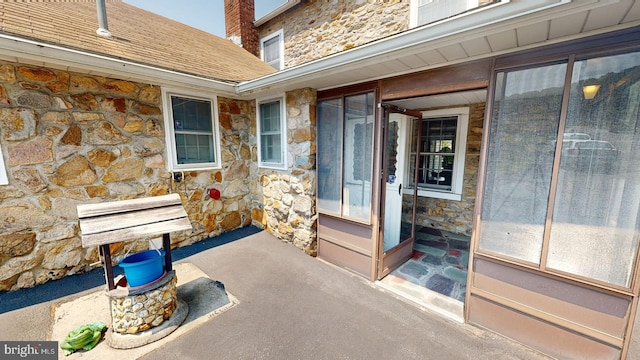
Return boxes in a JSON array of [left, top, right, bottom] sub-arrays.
[[259, 100, 283, 165], [171, 96, 215, 164]]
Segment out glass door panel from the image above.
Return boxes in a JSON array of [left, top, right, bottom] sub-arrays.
[[383, 116, 407, 251], [378, 108, 418, 278]]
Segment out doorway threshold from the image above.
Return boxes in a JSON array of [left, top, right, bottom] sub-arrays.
[[375, 274, 464, 323]]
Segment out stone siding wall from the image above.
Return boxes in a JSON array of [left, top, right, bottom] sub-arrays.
[[211, 97, 255, 235], [410, 103, 484, 236], [0, 62, 255, 291], [251, 89, 317, 255], [258, 0, 410, 68]]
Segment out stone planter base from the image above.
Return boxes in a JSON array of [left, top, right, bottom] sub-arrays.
[[107, 298, 189, 349], [108, 270, 178, 334]]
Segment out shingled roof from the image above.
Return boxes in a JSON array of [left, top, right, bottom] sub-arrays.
[[0, 0, 276, 82]]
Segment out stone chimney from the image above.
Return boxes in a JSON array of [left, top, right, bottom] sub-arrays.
[[224, 0, 259, 57]]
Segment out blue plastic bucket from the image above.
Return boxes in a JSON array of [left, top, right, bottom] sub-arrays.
[[120, 250, 165, 287]]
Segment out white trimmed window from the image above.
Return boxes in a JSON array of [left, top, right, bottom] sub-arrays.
[[405, 107, 468, 201], [410, 0, 501, 27], [257, 96, 286, 169], [260, 29, 284, 70], [0, 142, 7, 185], [162, 88, 222, 170]]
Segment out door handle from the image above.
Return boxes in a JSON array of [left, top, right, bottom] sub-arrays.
[[399, 183, 402, 195]]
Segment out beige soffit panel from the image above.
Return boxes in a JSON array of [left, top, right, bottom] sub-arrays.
[[239, 0, 637, 96]]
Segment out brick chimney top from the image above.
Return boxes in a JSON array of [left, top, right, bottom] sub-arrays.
[[224, 0, 259, 58]]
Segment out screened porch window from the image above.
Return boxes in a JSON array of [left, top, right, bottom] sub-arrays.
[[317, 92, 375, 223], [478, 50, 640, 288], [547, 52, 640, 286]]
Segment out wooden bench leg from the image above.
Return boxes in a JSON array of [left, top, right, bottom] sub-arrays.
[[99, 244, 115, 290]]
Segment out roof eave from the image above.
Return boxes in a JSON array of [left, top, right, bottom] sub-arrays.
[[237, 0, 616, 95], [254, 0, 301, 27], [0, 33, 240, 96]]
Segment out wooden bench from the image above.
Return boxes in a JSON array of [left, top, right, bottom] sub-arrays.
[[77, 194, 192, 290]]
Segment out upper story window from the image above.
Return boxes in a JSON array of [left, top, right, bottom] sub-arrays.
[[257, 96, 287, 169], [406, 108, 468, 201], [410, 0, 501, 27], [261, 29, 284, 70], [0, 143, 8, 185], [162, 88, 222, 170]]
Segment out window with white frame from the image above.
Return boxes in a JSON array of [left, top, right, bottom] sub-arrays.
[[405, 108, 468, 201], [260, 29, 284, 70], [257, 97, 286, 169], [162, 89, 221, 170], [410, 0, 501, 27], [0, 143, 8, 185]]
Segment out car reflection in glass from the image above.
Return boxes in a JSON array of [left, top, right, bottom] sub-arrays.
[[563, 132, 591, 141], [561, 139, 618, 172]]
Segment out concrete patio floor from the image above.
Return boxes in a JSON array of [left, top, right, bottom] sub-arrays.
[[0, 227, 551, 360]]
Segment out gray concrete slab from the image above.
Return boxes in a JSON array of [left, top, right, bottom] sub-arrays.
[[142, 231, 550, 360], [0, 229, 551, 360]]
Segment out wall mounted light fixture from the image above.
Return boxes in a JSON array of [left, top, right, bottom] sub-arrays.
[[582, 84, 600, 100]]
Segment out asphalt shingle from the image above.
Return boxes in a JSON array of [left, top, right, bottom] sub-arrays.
[[0, 0, 276, 82]]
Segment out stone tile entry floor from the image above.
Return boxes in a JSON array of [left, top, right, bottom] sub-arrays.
[[385, 226, 470, 303]]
